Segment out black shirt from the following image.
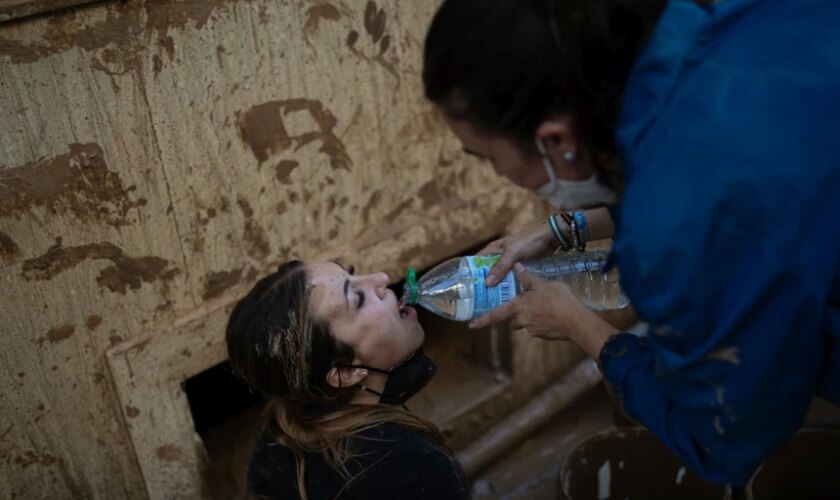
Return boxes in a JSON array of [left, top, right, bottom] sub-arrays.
[[247, 423, 470, 499]]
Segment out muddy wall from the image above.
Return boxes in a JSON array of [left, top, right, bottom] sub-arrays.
[[0, 1, 578, 497]]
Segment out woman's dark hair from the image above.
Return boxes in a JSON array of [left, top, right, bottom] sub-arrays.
[[423, 0, 666, 186], [226, 260, 445, 498], [226, 260, 356, 408]]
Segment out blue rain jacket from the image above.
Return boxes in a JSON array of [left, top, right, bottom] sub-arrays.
[[601, 0, 840, 486]]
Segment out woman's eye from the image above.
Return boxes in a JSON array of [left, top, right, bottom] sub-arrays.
[[356, 290, 365, 309]]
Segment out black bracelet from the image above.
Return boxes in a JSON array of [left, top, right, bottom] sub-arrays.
[[548, 214, 572, 250], [560, 212, 585, 251]]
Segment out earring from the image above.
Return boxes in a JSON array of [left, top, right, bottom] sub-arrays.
[[564, 151, 576, 162]]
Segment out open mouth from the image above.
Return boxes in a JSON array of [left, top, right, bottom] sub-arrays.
[[399, 305, 414, 319]]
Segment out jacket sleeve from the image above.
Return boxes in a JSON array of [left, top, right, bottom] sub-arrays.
[[601, 233, 828, 485], [604, 0, 840, 483]]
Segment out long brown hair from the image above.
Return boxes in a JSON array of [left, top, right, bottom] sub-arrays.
[[226, 261, 445, 499]]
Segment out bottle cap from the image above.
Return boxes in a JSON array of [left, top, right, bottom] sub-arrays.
[[404, 267, 417, 305]]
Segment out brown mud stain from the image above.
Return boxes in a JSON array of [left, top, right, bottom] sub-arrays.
[[155, 444, 183, 462], [236, 99, 352, 171], [361, 189, 382, 223], [152, 54, 163, 74], [34, 324, 75, 347], [236, 197, 255, 218], [0, 143, 145, 226], [237, 198, 270, 260], [22, 237, 179, 294], [384, 199, 414, 225], [363, 1, 386, 43], [274, 160, 300, 184], [0, 5, 138, 65], [346, 29, 360, 48], [303, 4, 342, 44], [85, 315, 102, 331], [345, 2, 398, 81], [0, 0, 255, 80], [0, 231, 20, 261], [202, 267, 243, 300], [417, 180, 442, 209], [14, 450, 59, 469]]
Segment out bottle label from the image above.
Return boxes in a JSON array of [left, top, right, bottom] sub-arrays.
[[464, 256, 518, 319]]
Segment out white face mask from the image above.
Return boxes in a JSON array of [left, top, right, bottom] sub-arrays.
[[534, 138, 618, 210]]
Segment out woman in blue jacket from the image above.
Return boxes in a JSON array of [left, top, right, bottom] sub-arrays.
[[422, 0, 840, 486]]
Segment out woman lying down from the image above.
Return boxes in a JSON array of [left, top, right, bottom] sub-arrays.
[[226, 260, 470, 499]]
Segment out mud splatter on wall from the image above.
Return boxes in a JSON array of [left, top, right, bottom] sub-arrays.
[[0, 143, 146, 225], [236, 98, 352, 171], [34, 324, 75, 346], [21, 237, 179, 294]]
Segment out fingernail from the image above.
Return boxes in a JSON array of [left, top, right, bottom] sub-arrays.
[[486, 274, 495, 284], [468, 321, 476, 329]]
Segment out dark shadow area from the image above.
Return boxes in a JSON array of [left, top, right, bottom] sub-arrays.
[[184, 362, 265, 499], [184, 361, 264, 434]]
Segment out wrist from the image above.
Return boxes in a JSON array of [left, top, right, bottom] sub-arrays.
[[569, 308, 619, 360], [548, 212, 590, 252], [548, 213, 573, 250]]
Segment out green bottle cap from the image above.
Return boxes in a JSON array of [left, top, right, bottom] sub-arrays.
[[404, 267, 417, 305]]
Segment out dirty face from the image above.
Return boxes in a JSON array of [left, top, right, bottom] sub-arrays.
[[307, 262, 423, 370], [444, 117, 549, 190]]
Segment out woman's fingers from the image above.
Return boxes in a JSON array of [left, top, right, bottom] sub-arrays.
[[486, 250, 518, 286], [476, 239, 504, 256], [512, 263, 533, 289]]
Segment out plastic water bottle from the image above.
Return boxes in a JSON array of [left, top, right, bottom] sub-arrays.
[[401, 250, 628, 321]]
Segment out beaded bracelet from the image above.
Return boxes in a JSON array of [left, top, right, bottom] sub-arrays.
[[572, 211, 589, 246], [549, 212, 590, 251], [548, 213, 572, 250], [560, 212, 587, 252]]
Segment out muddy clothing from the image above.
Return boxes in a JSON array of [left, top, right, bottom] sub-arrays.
[[602, 0, 840, 487], [246, 423, 470, 499]]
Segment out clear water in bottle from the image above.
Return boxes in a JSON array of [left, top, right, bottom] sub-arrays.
[[402, 250, 628, 322]]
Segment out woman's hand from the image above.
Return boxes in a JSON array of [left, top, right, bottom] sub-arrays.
[[478, 220, 557, 286], [469, 264, 619, 359]]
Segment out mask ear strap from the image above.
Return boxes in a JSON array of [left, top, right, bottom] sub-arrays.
[[358, 385, 408, 410], [535, 137, 558, 186], [360, 385, 384, 399]]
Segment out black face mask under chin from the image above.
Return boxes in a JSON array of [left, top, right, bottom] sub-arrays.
[[339, 349, 436, 406]]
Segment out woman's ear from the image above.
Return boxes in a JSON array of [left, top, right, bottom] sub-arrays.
[[326, 365, 369, 389], [536, 115, 592, 179], [536, 115, 578, 156]]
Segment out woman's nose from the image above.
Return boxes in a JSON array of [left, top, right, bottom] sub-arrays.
[[366, 272, 389, 299]]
